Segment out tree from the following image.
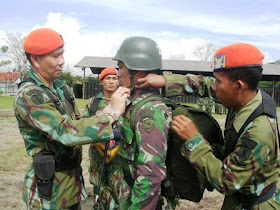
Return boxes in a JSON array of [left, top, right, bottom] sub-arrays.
[[193, 42, 220, 61], [269, 59, 280, 65], [0, 46, 12, 67], [0, 32, 29, 79]]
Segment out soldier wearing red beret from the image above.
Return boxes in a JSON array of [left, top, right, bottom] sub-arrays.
[[137, 43, 280, 209], [14, 28, 130, 209], [83, 67, 122, 209]]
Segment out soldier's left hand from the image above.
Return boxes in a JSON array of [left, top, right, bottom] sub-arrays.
[[172, 115, 198, 141]]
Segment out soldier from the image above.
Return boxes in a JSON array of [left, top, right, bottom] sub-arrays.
[[83, 67, 122, 209], [14, 28, 130, 209], [205, 97, 214, 115], [113, 36, 172, 209], [137, 43, 280, 209], [196, 97, 204, 110]]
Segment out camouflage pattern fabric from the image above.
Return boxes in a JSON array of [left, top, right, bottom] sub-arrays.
[[84, 92, 123, 209], [196, 97, 204, 110], [163, 71, 280, 210], [14, 70, 114, 209], [118, 89, 172, 210]]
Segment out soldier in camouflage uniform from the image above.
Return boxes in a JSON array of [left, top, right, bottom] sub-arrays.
[[14, 28, 130, 210], [83, 67, 123, 209], [137, 43, 280, 210], [113, 36, 172, 209], [196, 97, 204, 110], [204, 97, 214, 115]]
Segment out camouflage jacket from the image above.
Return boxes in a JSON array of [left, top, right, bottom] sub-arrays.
[[14, 70, 114, 209], [163, 71, 280, 209], [118, 89, 172, 210]]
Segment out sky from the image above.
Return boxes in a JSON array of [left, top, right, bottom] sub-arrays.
[[0, 0, 279, 75]]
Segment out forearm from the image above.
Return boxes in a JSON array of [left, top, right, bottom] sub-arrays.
[[163, 72, 216, 99]]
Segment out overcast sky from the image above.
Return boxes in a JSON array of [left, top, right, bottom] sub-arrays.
[[0, 0, 279, 75]]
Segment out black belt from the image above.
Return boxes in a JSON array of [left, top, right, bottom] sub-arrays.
[[234, 184, 276, 209]]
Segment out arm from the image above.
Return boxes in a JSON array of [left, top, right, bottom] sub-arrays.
[[130, 105, 171, 209], [173, 115, 277, 195], [15, 85, 129, 147], [136, 72, 216, 99]]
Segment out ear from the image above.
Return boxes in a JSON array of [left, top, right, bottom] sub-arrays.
[[235, 80, 247, 94], [30, 55, 40, 68]]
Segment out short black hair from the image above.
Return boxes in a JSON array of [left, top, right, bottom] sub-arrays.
[[225, 66, 263, 90], [25, 52, 32, 65]]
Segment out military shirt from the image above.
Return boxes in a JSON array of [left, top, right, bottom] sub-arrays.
[[163, 71, 280, 209], [118, 89, 172, 210], [14, 70, 114, 209], [84, 92, 122, 209]]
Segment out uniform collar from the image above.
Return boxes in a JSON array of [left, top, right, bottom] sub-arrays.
[[233, 89, 262, 133], [29, 70, 66, 89]]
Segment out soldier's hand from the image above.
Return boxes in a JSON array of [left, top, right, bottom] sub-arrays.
[[135, 74, 165, 89], [110, 87, 130, 117], [172, 115, 198, 141]]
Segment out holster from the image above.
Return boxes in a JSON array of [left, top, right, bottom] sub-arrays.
[[33, 152, 55, 200]]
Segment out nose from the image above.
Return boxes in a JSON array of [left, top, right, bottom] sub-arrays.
[[58, 55, 65, 66]]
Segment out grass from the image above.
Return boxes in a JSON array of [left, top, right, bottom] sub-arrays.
[[0, 96, 15, 109]]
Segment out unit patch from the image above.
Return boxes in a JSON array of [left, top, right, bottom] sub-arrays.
[[141, 110, 155, 133], [213, 55, 226, 70]]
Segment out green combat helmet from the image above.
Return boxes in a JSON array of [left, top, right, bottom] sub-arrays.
[[113, 36, 162, 71]]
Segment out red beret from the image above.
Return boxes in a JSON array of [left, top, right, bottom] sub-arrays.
[[212, 43, 264, 72], [24, 28, 64, 55], [99, 67, 118, 81]]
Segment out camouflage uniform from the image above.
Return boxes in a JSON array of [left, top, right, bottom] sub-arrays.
[[14, 70, 114, 209], [163, 71, 280, 210], [204, 97, 214, 115], [118, 89, 172, 210], [83, 92, 123, 209], [196, 97, 204, 110]]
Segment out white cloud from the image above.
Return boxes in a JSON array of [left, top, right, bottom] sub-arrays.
[[31, 12, 208, 75]]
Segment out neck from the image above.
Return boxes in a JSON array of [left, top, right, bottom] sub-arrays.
[[235, 89, 257, 112], [36, 71, 54, 88], [103, 90, 114, 99]]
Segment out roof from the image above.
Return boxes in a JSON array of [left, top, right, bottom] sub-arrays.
[[0, 72, 21, 83], [75, 56, 280, 80]]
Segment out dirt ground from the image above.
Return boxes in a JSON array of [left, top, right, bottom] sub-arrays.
[[0, 109, 224, 209]]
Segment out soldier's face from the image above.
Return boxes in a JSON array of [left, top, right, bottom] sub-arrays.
[[213, 72, 237, 108], [33, 47, 65, 82], [100, 74, 119, 93], [117, 62, 131, 88]]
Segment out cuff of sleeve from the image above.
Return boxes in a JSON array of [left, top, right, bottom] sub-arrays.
[[96, 112, 111, 124], [183, 133, 204, 152]]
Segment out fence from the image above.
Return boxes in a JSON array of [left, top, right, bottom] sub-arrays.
[[80, 80, 280, 106]]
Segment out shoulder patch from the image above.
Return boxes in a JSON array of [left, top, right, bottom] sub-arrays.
[[140, 109, 155, 119], [236, 137, 257, 165], [26, 89, 43, 96], [140, 109, 155, 133], [31, 94, 44, 105]]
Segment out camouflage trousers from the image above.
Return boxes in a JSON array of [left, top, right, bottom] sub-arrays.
[[89, 146, 123, 210]]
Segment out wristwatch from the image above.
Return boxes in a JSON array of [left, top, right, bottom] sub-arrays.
[[104, 108, 119, 121]]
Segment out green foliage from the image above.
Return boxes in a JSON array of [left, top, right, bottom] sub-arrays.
[[269, 59, 280, 65], [59, 72, 76, 87], [1, 45, 9, 53]]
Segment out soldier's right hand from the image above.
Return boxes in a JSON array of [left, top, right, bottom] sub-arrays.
[[110, 87, 130, 117]]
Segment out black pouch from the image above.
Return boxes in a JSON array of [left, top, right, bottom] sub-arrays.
[[33, 152, 55, 200]]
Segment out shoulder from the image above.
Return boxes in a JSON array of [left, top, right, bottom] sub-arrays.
[[245, 115, 277, 150]]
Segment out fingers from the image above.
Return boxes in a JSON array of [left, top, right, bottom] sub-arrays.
[[135, 78, 147, 89]]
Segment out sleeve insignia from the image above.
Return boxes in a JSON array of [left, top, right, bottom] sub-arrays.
[[235, 137, 257, 165], [31, 94, 44, 105], [140, 110, 155, 133]]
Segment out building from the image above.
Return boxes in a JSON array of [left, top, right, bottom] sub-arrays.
[[0, 72, 21, 96]]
